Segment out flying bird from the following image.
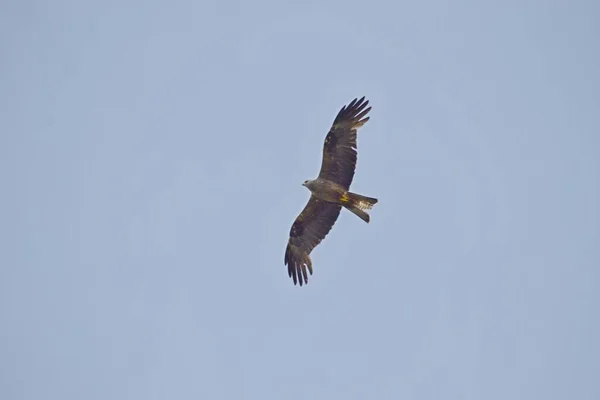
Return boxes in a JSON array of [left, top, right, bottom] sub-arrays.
[[284, 96, 378, 286]]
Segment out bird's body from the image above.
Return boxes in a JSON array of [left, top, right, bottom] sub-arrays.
[[302, 179, 345, 203], [284, 96, 378, 286], [303, 178, 377, 222]]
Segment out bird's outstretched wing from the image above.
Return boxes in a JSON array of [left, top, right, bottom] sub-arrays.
[[284, 196, 342, 286], [317, 97, 371, 190]]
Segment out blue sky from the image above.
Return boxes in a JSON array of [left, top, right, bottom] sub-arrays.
[[2, 0, 599, 399]]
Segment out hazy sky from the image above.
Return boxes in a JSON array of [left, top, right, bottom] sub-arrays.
[[2, 0, 599, 399]]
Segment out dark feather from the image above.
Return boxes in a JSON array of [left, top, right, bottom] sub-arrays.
[[284, 196, 342, 286], [318, 96, 371, 190]]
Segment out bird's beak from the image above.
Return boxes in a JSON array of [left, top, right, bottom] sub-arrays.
[[301, 182, 306, 187]]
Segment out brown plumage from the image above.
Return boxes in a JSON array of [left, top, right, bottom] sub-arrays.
[[284, 97, 378, 286]]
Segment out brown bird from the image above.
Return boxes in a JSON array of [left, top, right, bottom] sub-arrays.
[[284, 96, 378, 286]]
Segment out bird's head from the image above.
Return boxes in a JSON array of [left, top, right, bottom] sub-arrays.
[[302, 179, 313, 189]]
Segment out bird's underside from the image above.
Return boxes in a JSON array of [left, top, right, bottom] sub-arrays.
[[284, 96, 378, 286]]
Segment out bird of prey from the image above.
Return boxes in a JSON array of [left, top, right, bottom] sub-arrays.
[[284, 96, 378, 286]]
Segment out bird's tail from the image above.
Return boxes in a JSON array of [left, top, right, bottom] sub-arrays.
[[342, 192, 378, 223]]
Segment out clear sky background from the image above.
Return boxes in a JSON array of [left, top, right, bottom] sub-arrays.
[[2, 1, 599, 399]]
